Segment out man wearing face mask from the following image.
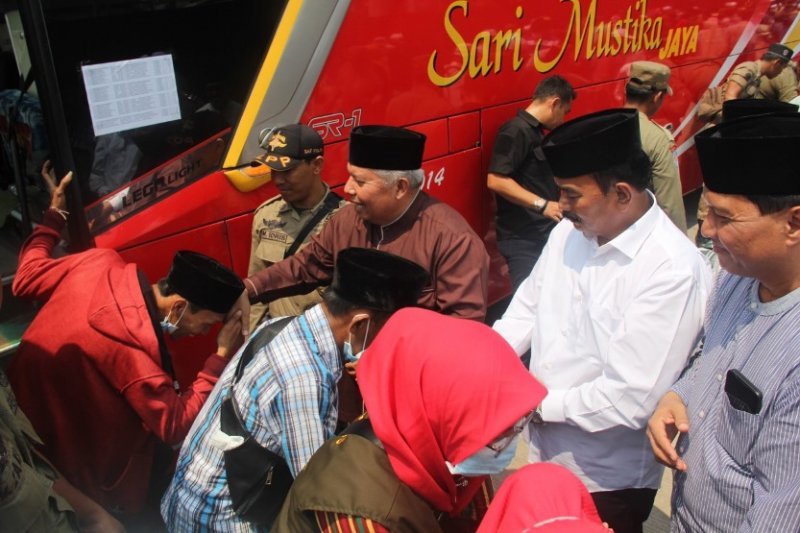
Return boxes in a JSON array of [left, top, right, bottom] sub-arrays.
[[161, 247, 428, 532], [6, 167, 246, 523]]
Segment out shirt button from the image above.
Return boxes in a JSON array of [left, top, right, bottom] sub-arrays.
[[544, 363, 552, 370], [750, 302, 757, 310], [717, 374, 723, 382], [699, 410, 705, 419]]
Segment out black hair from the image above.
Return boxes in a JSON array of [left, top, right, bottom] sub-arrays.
[[591, 148, 652, 194], [156, 278, 201, 313], [533, 75, 577, 104], [745, 195, 800, 214], [322, 287, 391, 323]]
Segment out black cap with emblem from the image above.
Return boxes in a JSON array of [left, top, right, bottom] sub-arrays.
[[255, 124, 324, 171]]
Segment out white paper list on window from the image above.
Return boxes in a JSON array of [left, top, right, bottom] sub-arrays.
[[82, 55, 181, 137]]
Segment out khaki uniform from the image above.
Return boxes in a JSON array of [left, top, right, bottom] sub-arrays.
[[248, 187, 343, 330], [727, 61, 761, 98], [0, 371, 77, 532], [758, 64, 798, 102], [638, 112, 687, 233]]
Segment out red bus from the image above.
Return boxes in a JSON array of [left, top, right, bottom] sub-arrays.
[[1, 0, 797, 383]]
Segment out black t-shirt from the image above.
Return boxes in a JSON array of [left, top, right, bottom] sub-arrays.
[[488, 110, 558, 242]]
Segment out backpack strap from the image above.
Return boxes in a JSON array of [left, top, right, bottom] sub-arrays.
[[283, 191, 342, 259]]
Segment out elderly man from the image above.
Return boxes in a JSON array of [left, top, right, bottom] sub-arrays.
[[161, 247, 428, 531], [493, 109, 711, 533], [648, 113, 800, 531], [6, 166, 245, 519], [487, 75, 575, 289], [624, 61, 687, 232], [243, 125, 488, 322], [246, 124, 344, 331]]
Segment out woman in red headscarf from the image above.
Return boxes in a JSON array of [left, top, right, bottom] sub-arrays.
[[476, 463, 608, 532], [275, 308, 547, 532]]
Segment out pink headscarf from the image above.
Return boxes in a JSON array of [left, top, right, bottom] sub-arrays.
[[476, 463, 607, 533], [357, 308, 547, 513]]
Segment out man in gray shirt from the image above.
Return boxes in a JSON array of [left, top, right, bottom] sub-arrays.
[[648, 113, 800, 531]]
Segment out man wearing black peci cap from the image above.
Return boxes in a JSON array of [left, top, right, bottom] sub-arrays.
[[493, 109, 711, 533], [162, 247, 428, 532], [245, 124, 344, 331], [648, 113, 800, 532], [695, 98, 798, 251], [242, 124, 489, 324], [238, 124, 488, 425], [6, 168, 246, 522]]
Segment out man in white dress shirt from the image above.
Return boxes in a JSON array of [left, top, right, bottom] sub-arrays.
[[493, 108, 711, 533]]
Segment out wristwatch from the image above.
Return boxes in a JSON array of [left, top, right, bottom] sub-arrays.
[[532, 198, 547, 214]]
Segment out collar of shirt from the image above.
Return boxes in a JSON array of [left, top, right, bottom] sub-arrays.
[[592, 191, 659, 261], [517, 109, 542, 129], [299, 303, 342, 379], [366, 190, 429, 244], [277, 183, 332, 218]]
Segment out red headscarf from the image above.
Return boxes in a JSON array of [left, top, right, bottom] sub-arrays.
[[476, 463, 606, 533], [357, 308, 547, 513]]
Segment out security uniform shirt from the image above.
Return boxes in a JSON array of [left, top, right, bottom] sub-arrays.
[[488, 110, 558, 243], [248, 186, 343, 329]]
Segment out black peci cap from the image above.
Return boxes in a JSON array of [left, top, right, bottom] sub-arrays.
[[542, 108, 641, 178], [166, 251, 244, 314], [348, 125, 426, 171], [331, 247, 429, 312], [722, 98, 798, 122], [695, 113, 800, 195]]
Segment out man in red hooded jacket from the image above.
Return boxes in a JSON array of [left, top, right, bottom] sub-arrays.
[[6, 164, 245, 521]]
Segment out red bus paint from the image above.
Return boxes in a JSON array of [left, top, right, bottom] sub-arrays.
[[81, 0, 798, 385]]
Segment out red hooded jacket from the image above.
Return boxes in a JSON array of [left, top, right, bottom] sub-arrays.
[[7, 210, 226, 514]]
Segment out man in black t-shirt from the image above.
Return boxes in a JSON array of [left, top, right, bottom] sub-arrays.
[[487, 76, 576, 290]]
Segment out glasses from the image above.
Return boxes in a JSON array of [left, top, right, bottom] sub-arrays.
[[487, 409, 535, 456]]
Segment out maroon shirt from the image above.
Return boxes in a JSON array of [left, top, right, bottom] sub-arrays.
[[246, 192, 489, 322]]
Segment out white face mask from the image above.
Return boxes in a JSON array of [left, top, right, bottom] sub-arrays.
[[446, 434, 520, 476], [343, 315, 370, 363], [160, 305, 187, 336]]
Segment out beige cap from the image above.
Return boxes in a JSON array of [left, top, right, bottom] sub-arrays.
[[628, 61, 672, 95]]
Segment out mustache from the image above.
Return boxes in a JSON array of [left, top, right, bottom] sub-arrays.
[[562, 211, 581, 223]]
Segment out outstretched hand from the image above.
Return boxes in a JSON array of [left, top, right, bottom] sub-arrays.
[[41, 160, 73, 212]]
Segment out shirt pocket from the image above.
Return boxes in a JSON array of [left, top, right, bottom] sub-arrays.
[[714, 395, 761, 468], [255, 238, 289, 264]]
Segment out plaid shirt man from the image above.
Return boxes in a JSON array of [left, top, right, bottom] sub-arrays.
[[161, 304, 340, 532]]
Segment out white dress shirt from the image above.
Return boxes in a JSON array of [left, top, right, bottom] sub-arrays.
[[494, 196, 711, 492]]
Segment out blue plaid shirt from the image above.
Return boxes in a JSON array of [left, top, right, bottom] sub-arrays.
[[161, 305, 340, 532]]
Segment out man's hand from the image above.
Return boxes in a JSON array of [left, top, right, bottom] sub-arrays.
[[227, 289, 251, 338], [543, 200, 563, 222], [344, 360, 358, 378], [646, 391, 689, 471], [41, 160, 73, 212], [216, 310, 244, 359]]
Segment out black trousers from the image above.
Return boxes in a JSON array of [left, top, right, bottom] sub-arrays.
[[591, 488, 657, 533], [497, 237, 547, 292]]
